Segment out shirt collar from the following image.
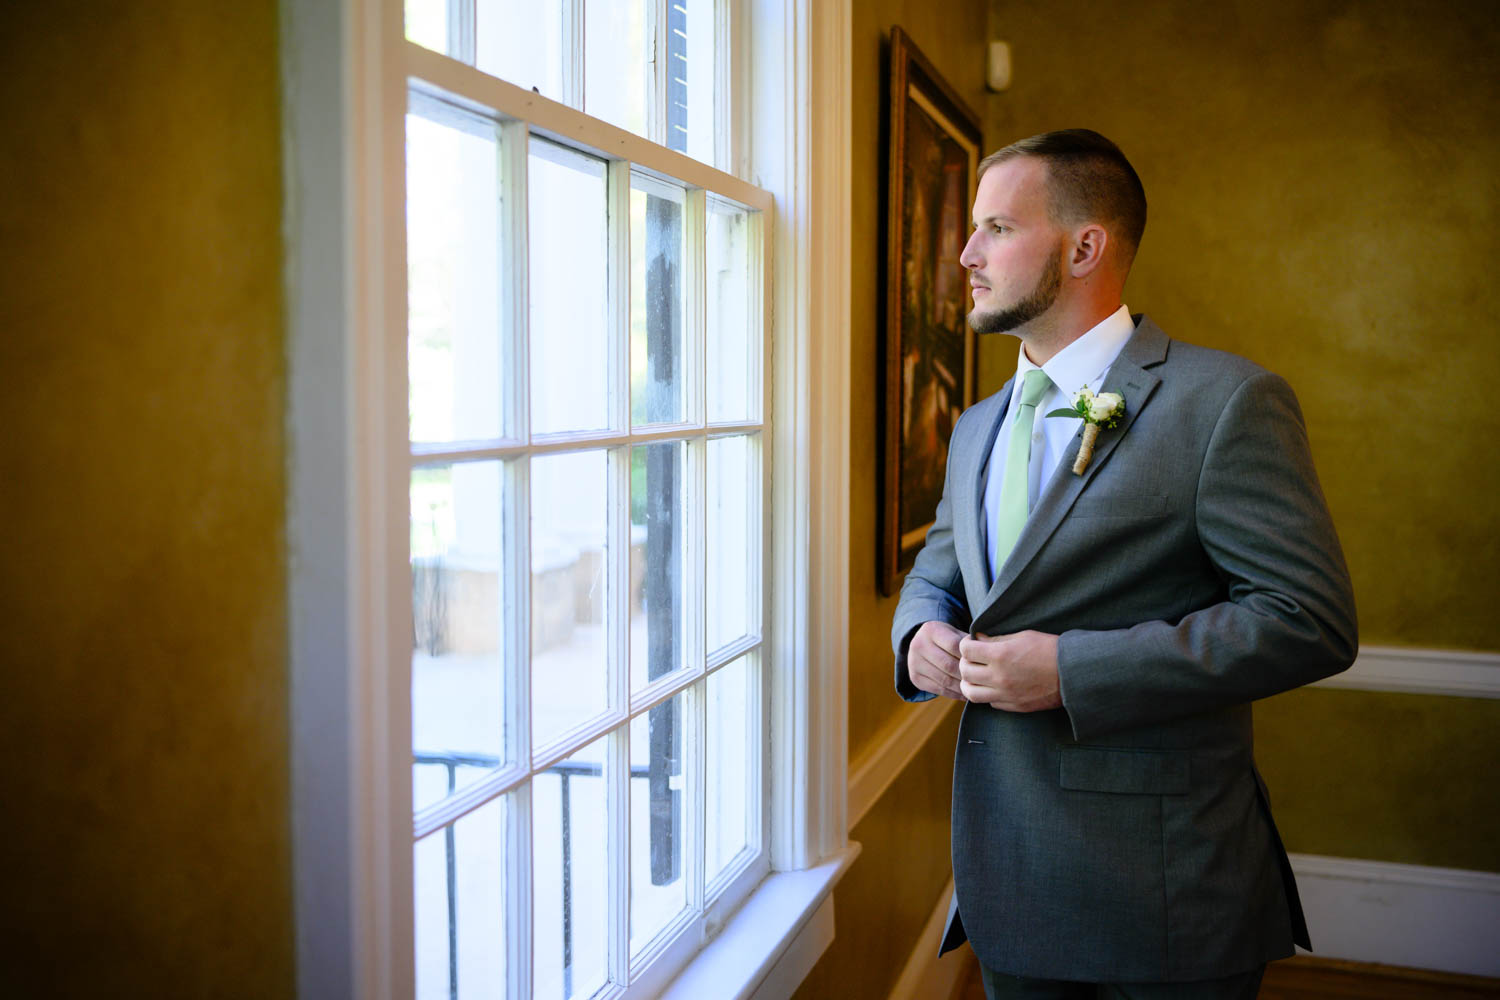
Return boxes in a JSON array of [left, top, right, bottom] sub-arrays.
[[1014, 304, 1136, 398]]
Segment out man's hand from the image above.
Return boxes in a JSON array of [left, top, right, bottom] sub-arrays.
[[958, 630, 1062, 712], [907, 621, 968, 700]]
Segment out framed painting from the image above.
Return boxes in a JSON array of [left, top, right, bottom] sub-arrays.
[[880, 27, 983, 596]]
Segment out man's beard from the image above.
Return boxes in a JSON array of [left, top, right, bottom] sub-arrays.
[[968, 248, 1062, 335]]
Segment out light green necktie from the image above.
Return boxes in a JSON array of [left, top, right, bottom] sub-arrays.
[[991, 368, 1052, 570]]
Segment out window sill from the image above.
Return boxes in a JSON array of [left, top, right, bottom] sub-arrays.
[[656, 844, 861, 1000]]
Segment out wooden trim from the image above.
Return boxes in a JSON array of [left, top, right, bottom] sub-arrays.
[[848, 698, 961, 830], [283, 0, 356, 994], [760, 0, 853, 872], [887, 878, 970, 1000]]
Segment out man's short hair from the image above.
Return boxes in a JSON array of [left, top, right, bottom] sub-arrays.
[[979, 129, 1147, 259]]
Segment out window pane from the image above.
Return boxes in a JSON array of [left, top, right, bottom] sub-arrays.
[[534, 735, 610, 1000], [630, 442, 685, 694], [707, 435, 757, 652], [531, 450, 610, 749], [630, 691, 689, 957], [584, 0, 647, 138], [679, 0, 715, 163], [405, 0, 448, 54], [630, 174, 688, 426], [476, 0, 565, 101], [414, 795, 508, 1000], [412, 462, 508, 812], [530, 141, 610, 435], [408, 107, 505, 444], [706, 198, 755, 423], [706, 655, 753, 887]]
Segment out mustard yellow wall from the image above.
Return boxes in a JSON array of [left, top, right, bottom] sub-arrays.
[[984, 0, 1500, 871], [1255, 689, 1500, 871], [0, 2, 294, 995]]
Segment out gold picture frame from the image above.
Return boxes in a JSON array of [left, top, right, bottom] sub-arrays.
[[880, 27, 983, 596]]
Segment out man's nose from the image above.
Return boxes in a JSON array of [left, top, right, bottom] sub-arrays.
[[959, 231, 982, 269]]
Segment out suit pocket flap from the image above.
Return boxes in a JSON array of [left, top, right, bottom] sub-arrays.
[[1058, 747, 1190, 795], [1070, 493, 1169, 518]]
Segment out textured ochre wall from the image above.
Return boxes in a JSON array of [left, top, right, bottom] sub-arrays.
[[982, 0, 1500, 871], [0, 2, 295, 994], [1255, 688, 1500, 871]]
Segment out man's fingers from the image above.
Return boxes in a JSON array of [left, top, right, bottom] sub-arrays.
[[913, 663, 965, 701], [920, 661, 964, 698], [913, 635, 961, 678], [919, 621, 966, 658], [958, 632, 1002, 663], [959, 679, 1003, 705], [928, 646, 961, 678], [958, 656, 998, 686], [929, 624, 965, 657]]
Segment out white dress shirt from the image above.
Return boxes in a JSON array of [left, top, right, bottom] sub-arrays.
[[983, 305, 1136, 581]]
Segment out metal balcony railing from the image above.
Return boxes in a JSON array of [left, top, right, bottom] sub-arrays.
[[415, 751, 670, 999]]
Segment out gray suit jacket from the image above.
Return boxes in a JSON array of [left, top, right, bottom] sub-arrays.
[[891, 315, 1357, 982]]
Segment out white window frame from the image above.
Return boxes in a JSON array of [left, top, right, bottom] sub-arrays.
[[283, 0, 851, 996]]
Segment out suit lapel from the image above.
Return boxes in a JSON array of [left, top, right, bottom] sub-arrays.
[[955, 385, 1011, 601], [974, 318, 1170, 623]]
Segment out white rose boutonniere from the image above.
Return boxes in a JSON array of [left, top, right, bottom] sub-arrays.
[[1046, 385, 1126, 475]]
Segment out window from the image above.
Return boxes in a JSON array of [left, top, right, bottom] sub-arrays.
[[283, 1, 851, 997], [399, 3, 771, 996]]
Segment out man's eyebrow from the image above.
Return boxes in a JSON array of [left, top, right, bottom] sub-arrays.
[[972, 214, 1018, 227]]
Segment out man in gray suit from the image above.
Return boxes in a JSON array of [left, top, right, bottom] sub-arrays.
[[891, 130, 1357, 999]]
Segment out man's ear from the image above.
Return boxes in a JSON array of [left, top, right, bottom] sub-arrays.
[[1069, 224, 1109, 278]]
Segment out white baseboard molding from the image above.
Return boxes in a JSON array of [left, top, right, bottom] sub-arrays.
[[849, 699, 961, 830], [1312, 645, 1500, 699], [888, 879, 969, 1000], [1290, 853, 1500, 978]]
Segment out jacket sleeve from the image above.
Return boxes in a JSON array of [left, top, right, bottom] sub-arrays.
[[1055, 371, 1358, 740], [891, 409, 976, 702]]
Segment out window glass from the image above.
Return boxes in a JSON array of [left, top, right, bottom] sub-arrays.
[[533, 735, 611, 1000], [584, 0, 648, 137], [407, 108, 505, 445], [707, 434, 757, 652], [405, 0, 448, 54], [411, 461, 508, 812], [630, 173, 688, 427], [414, 795, 508, 1000], [630, 442, 687, 694], [531, 450, 611, 750], [530, 140, 610, 435], [476, 0, 566, 102], [706, 655, 753, 887], [630, 690, 689, 957], [706, 196, 756, 423]]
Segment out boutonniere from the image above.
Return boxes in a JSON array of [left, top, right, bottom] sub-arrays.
[[1046, 385, 1126, 475]]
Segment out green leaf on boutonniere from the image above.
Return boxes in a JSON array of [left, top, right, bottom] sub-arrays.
[[1045, 406, 1084, 419]]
